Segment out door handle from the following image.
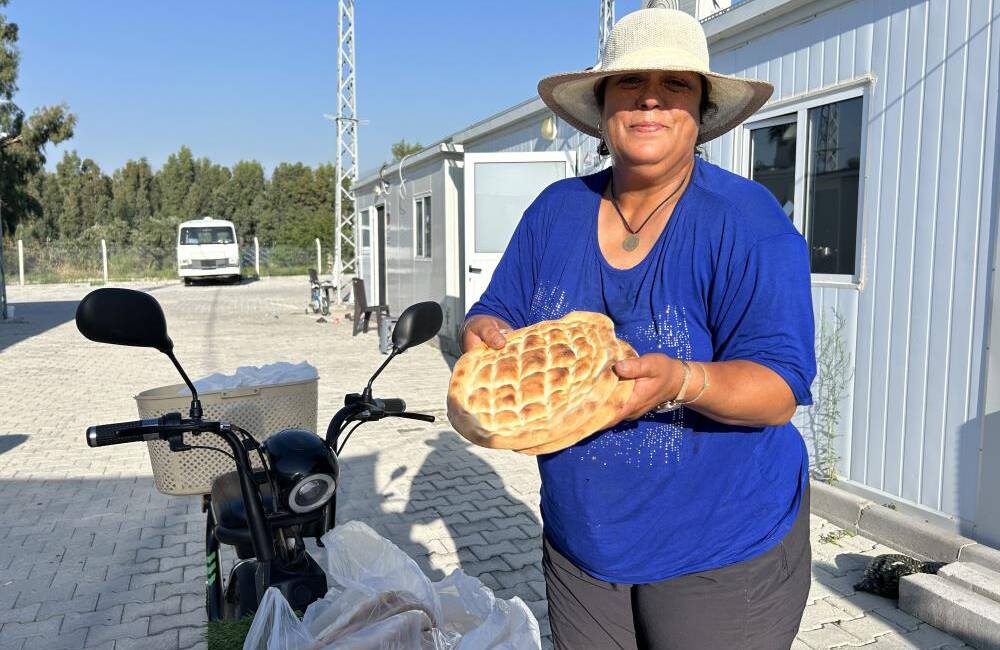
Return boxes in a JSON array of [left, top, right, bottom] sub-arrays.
[[468, 266, 482, 274]]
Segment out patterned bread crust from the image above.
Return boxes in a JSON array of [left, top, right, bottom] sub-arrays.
[[516, 337, 637, 455], [447, 312, 637, 452]]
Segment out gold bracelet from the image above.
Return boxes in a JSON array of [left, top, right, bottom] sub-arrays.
[[654, 359, 692, 413]]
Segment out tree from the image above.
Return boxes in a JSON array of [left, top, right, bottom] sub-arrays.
[[50, 152, 115, 242], [54, 151, 85, 239], [186, 156, 230, 217], [259, 162, 325, 247], [391, 139, 423, 162], [156, 145, 196, 221], [111, 158, 158, 229], [0, 2, 75, 237], [19, 168, 58, 241], [215, 159, 266, 241]]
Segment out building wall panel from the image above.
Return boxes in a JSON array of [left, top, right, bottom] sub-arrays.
[[708, 0, 998, 528]]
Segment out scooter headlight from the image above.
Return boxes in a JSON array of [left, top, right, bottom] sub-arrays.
[[261, 428, 340, 516], [288, 474, 336, 513]]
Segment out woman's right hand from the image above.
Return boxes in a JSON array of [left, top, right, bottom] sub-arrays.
[[461, 315, 512, 352]]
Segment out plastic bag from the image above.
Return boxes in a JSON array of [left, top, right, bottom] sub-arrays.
[[244, 521, 541, 650], [309, 522, 442, 629], [434, 569, 540, 649], [179, 361, 318, 395], [243, 587, 313, 650], [305, 588, 436, 646], [313, 609, 433, 650]]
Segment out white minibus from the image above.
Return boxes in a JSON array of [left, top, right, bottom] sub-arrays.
[[177, 217, 241, 285]]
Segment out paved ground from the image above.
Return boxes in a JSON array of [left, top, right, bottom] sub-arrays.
[[0, 277, 975, 649]]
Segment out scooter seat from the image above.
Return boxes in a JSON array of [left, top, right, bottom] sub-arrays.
[[210, 470, 275, 531]]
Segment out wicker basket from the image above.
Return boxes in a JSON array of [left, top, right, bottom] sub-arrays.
[[135, 377, 319, 496]]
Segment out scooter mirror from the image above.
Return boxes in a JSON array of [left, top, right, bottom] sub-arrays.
[[391, 301, 443, 353], [76, 288, 173, 354]]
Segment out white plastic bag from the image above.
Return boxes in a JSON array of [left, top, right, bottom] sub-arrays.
[[179, 361, 318, 395], [434, 569, 540, 649], [310, 522, 442, 628], [243, 521, 541, 650], [305, 588, 436, 647], [313, 609, 433, 650], [243, 587, 312, 650]]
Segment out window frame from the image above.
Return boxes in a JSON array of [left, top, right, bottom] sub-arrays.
[[737, 76, 872, 289], [413, 193, 432, 260]]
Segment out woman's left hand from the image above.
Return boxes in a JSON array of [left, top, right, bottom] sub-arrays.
[[610, 353, 683, 422]]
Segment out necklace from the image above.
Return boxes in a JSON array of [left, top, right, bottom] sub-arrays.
[[609, 170, 689, 252]]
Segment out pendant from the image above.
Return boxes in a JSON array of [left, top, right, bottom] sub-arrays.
[[623, 234, 640, 251]]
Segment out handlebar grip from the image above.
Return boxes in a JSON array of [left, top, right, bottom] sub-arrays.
[[380, 398, 406, 415], [86, 419, 157, 448]]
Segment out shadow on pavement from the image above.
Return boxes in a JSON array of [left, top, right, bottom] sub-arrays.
[[0, 300, 79, 353], [0, 434, 28, 455], [438, 346, 460, 372], [335, 429, 544, 594]]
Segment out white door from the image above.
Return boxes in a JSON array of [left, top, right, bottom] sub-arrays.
[[371, 204, 387, 306], [358, 207, 374, 301], [463, 152, 575, 315]]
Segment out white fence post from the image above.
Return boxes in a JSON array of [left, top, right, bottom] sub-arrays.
[[100, 239, 108, 284], [315, 238, 321, 274], [17, 239, 23, 286], [254, 237, 260, 276]]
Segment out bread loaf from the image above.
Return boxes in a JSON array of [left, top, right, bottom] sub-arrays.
[[447, 312, 636, 453]]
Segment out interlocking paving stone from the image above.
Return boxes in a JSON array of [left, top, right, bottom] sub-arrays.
[[0, 278, 975, 649]]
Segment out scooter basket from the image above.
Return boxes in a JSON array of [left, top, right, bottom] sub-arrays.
[[135, 377, 318, 496]]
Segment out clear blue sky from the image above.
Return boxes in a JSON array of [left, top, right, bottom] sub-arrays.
[[7, 0, 646, 177]]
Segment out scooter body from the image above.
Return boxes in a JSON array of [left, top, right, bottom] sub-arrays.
[[75, 287, 443, 621]]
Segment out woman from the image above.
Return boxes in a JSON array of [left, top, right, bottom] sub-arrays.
[[461, 6, 815, 649]]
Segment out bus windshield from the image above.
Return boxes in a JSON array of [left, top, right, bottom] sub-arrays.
[[179, 226, 235, 245]]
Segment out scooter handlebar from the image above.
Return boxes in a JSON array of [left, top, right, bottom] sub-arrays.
[[86, 418, 160, 447], [378, 398, 406, 415]]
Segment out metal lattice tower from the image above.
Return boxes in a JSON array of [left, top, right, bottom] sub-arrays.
[[598, 0, 615, 64], [333, 0, 359, 303]]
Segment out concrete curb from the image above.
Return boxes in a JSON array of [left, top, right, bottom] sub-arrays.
[[810, 480, 1000, 572], [900, 573, 1000, 650]]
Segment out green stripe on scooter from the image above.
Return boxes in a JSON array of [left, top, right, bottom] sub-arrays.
[[207, 573, 217, 586]]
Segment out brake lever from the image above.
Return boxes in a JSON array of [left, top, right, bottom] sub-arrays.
[[166, 433, 191, 452], [393, 412, 435, 423]]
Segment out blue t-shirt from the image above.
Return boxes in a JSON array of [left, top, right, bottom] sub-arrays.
[[466, 157, 816, 584]]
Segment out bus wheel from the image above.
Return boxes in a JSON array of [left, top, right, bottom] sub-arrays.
[[184, 278, 193, 286]]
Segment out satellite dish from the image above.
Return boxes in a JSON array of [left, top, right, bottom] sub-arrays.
[[643, 0, 680, 8]]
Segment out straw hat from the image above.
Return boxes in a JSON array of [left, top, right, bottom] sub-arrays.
[[537, 4, 773, 145]]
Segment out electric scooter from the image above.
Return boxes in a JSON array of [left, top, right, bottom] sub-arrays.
[[75, 287, 443, 620]]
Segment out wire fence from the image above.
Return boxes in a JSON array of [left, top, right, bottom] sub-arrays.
[[2, 239, 329, 285]]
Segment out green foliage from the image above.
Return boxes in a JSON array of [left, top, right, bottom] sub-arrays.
[[111, 158, 158, 228], [819, 528, 854, 546], [391, 139, 423, 162], [0, 5, 76, 235], [15, 145, 341, 257], [205, 616, 250, 650], [808, 307, 855, 483]]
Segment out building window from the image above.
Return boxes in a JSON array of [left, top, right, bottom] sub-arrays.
[[414, 195, 431, 259], [748, 93, 864, 278], [360, 209, 371, 249], [750, 118, 797, 219]]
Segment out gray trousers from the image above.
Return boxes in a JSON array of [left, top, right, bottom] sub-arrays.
[[542, 487, 811, 650]]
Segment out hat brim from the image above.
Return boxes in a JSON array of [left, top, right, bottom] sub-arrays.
[[538, 66, 773, 145]]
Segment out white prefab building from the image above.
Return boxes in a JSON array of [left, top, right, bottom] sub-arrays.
[[353, 0, 1000, 546]]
